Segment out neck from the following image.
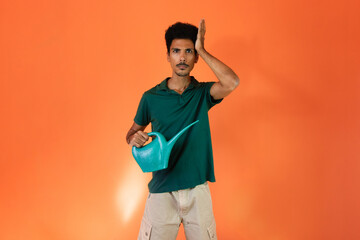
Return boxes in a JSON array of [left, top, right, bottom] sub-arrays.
[[167, 75, 191, 94]]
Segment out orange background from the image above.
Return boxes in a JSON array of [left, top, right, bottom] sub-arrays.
[[1, 0, 359, 239]]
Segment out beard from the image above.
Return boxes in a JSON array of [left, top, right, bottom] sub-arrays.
[[175, 71, 190, 77]]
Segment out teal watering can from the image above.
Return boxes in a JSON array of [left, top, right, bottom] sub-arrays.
[[132, 120, 199, 172]]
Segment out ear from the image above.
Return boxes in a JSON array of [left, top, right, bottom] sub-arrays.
[[167, 51, 170, 62], [194, 53, 199, 63]]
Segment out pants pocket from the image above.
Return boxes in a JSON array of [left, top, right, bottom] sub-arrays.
[[138, 218, 152, 240], [207, 220, 217, 240]]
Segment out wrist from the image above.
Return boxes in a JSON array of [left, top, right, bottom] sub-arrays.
[[197, 48, 207, 56], [126, 133, 135, 145]]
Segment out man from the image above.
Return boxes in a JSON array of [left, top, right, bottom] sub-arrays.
[[126, 19, 239, 240]]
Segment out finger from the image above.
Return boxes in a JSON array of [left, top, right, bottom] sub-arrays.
[[133, 132, 146, 143], [137, 131, 149, 141], [135, 140, 144, 147], [134, 135, 146, 146], [129, 139, 138, 147], [131, 141, 141, 148], [132, 138, 145, 148], [199, 19, 205, 33]]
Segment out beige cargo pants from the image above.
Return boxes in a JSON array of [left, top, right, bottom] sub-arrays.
[[138, 182, 217, 240]]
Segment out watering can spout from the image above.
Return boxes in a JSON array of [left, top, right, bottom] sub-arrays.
[[132, 120, 199, 172], [167, 120, 200, 150]]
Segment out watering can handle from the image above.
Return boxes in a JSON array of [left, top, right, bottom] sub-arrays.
[[132, 132, 161, 150], [147, 132, 160, 138]]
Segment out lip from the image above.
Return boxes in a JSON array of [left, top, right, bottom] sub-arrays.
[[177, 64, 188, 70]]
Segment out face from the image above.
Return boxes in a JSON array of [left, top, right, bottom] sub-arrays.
[[167, 39, 198, 77]]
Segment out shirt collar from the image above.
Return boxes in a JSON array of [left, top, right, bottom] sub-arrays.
[[158, 76, 199, 91]]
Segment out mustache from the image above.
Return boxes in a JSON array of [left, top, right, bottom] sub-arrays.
[[176, 63, 189, 67]]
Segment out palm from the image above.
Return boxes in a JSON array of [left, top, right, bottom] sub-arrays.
[[195, 19, 206, 52]]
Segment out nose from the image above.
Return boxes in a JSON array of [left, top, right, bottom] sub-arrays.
[[180, 51, 186, 62]]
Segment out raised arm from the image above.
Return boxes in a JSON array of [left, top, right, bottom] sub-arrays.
[[126, 122, 149, 147], [195, 19, 239, 100]]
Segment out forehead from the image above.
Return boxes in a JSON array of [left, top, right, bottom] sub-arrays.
[[170, 39, 194, 49]]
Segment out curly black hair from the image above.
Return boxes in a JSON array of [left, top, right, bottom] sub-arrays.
[[165, 22, 198, 54]]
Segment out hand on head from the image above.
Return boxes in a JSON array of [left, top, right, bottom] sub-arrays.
[[195, 19, 206, 52]]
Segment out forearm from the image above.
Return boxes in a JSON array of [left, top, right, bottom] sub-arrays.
[[198, 48, 239, 90]]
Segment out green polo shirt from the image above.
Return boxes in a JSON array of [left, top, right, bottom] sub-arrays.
[[134, 76, 222, 193]]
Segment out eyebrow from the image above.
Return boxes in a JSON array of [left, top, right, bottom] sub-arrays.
[[170, 47, 194, 50]]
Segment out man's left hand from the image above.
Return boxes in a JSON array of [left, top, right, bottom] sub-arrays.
[[195, 19, 206, 53]]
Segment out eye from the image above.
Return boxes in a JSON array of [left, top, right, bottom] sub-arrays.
[[172, 49, 179, 53], [186, 49, 193, 53]]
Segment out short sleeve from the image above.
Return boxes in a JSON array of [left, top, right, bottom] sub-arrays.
[[134, 93, 151, 126], [205, 82, 223, 110]]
